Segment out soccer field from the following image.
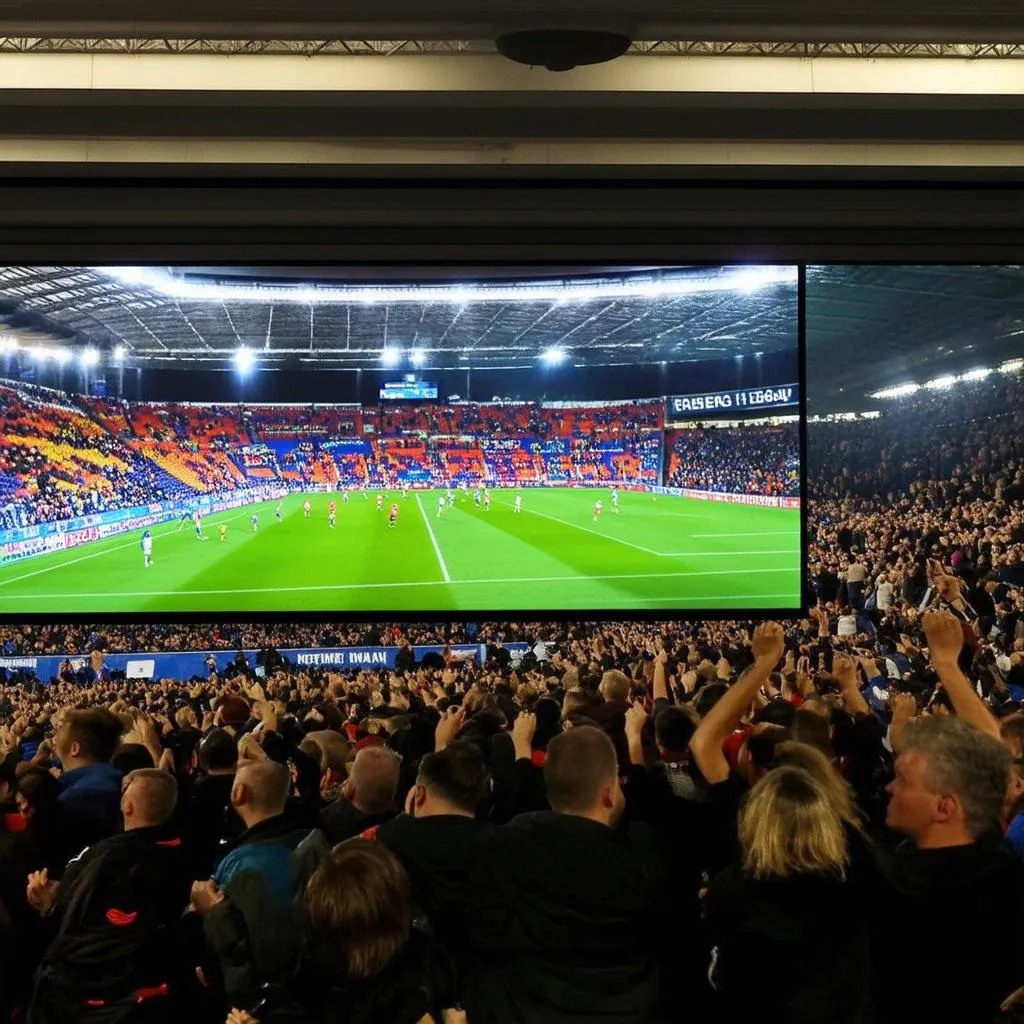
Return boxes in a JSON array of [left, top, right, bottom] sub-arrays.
[[0, 489, 801, 614]]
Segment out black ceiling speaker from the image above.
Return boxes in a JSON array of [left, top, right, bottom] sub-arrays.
[[495, 29, 632, 72]]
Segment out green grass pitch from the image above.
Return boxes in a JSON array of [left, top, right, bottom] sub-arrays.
[[0, 489, 801, 614]]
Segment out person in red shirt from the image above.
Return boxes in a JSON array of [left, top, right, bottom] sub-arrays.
[[388, 503, 399, 529], [328, 499, 337, 529]]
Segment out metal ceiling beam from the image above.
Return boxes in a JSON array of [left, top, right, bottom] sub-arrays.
[[1, 37, 1024, 57]]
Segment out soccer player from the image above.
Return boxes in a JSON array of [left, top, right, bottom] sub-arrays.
[[484, 490, 491, 511], [140, 530, 153, 568], [474, 488, 481, 508], [194, 510, 204, 539], [328, 498, 337, 529], [343, 488, 350, 504], [611, 487, 620, 514], [437, 494, 446, 519], [275, 502, 283, 522], [388, 502, 399, 529], [402, 485, 409, 501], [593, 499, 603, 523], [251, 513, 259, 532], [177, 508, 192, 532], [303, 499, 311, 518], [514, 494, 522, 514], [219, 524, 227, 542], [376, 493, 384, 512], [446, 488, 455, 508]]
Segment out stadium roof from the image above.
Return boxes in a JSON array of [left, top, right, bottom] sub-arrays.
[[0, 265, 797, 372], [808, 265, 1024, 411]]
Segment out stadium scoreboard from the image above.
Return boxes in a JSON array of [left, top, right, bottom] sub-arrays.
[[667, 383, 799, 417], [380, 380, 439, 400]]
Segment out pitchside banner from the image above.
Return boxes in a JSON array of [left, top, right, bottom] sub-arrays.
[[667, 383, 799, 416], [652, 485, 800, 509], [0, 643, 531, 683], [0, 484, 288, 564]]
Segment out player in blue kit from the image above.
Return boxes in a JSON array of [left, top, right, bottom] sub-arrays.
[[251, 513, 258, 532], [275, 502, 283, 522]]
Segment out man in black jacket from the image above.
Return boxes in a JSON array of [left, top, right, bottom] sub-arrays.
[[874, 714, 1024, 1024], [319, 745, 399, 844], [27, 769, 191, 1024], [377, 740, 501, 992], [474, 725, 666, 1024]]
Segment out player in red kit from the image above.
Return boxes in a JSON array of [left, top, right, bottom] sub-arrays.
[[328, 499, 337, 529], [387, 503, 399, 529], [593, 499, 603, 523]]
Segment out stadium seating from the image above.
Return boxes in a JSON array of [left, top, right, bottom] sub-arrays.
[[0, 383, 794, 529]]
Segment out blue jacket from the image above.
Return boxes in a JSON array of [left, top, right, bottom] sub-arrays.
[[57, 763, 124, 859], [213, 814, 310, 912]]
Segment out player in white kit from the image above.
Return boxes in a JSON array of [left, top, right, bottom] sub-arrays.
[[611, 487, 620, 514], [514, 495, 522, 513], [140, 530, 153, 567], [303, 499, 311, 518]]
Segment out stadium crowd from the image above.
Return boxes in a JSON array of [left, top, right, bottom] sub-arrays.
[[4, 376, 1024, 1021], [666, 424, 800, 497]]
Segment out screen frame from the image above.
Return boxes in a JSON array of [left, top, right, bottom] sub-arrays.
[[2, 169, 1020, 624]]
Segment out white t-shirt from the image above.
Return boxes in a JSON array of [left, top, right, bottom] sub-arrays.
[[877, 581, 894, 609]]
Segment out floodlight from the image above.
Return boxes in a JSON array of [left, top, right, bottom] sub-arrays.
[[999, 358, 1024, 374], [380, 348, 401, 367], [540, 347, 568, 365], [52, 348, 72, 365], [960, 368, 991, 381], [234, 347, 256, 373], [113, 345, 126, 362], [80, 347, 100, 367], [871, 383, 920, 400], [410, 349, 427, 367], [923, 375, 957, 390]]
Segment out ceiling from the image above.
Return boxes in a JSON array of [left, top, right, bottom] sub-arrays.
[[1, 0, 1023, 42], [806, 265, 1024, 409], [0, 265, 798, 371]]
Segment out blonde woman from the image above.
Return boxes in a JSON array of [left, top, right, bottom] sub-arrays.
[[704, 766, 873, 1024]]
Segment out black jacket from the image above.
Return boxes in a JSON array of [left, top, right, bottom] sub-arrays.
[[28, 825, 192, 1024], [868, 835, 1024, 1024], [319, 797, 395, 846], [705, 867, 873, 1024], [469, 811, 667, 1024]]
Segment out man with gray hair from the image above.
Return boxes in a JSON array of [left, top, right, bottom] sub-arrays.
[[873, 715, 1024, 1024], [320, 744, 400, 844]]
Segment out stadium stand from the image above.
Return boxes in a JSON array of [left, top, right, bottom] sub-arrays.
[[0, 388, 720, 529]]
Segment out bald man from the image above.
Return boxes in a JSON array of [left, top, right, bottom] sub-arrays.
[[26, 769, 191, 1019], [191, 759, 329, 1010], [319, 745, 400, 844]]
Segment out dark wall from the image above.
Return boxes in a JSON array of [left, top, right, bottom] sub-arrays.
[[131, 348, 797, 405]]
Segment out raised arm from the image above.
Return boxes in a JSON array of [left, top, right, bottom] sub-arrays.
[[691, 621, 785, 785], [922, 609, 1001, 740]]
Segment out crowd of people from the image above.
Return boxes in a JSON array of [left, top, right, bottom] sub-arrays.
[[666, 424, 800, 497], [5, 374, 1024, 1020], [0, 384, 768, 535]]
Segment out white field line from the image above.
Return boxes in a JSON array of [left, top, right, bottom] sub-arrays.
[[0, 565, 798, 600], [495, 499, 666, 556], [691, 531, 797, 538], [495, 498, 796, 558], [415, 493, 451, 583], [0, 508, 251, 588]]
